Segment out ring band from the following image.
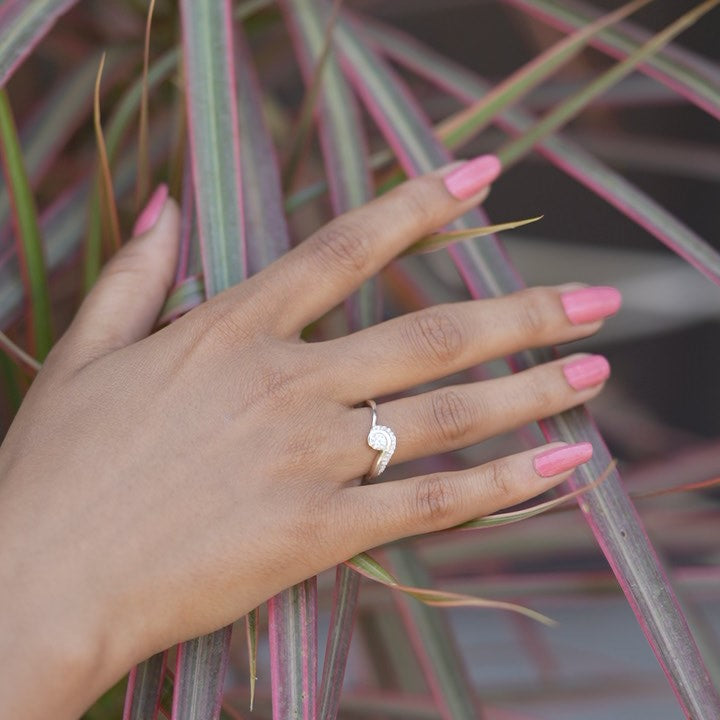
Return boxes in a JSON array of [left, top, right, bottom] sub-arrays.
[[364, 399, 397, 480]]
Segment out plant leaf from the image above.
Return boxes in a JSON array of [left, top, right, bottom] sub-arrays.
[[505, 0, 720, 121], [171, 630, 232, 720], [123, 652, 167, 720], [93, 53, 122, 254], [437, 0, 653, 150], [0, 88, 53, 360], [346, 551, 555, 626], [405, 217, 542, 256], [245, 609, 259, 712], [363, 15, 720, 296], [282, 3, 374, 719], [136, 0, 157, 210], [267, 579, 318, 720], [334, 13, 720, 717], [0, 0, 80, 86], [498, 1, 720, 169], [181, 0, 246, 296]]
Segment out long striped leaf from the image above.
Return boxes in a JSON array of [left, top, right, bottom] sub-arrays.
[[123, 652, 167, 720], [0, 88, 52, 359], [281, 2, 375, 718], [173, 2, 247, 716], [171, 631, 232, 720], [334, 12, 720, 718], [0, 0, 80, 86], [234, 19, 318, 720], [362, 17, 720, 289], [505, 0, 720, 121], [437, 0, 651, 150], [267, 579, 318, 720], [347, 552, 553, 626], [181, 0, 246, 296], [498, 1, 720, 169]]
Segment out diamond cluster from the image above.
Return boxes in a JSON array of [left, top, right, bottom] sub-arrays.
[[367, 424, 397, 475]]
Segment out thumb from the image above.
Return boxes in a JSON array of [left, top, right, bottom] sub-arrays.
[[61, 184, 180, 364]]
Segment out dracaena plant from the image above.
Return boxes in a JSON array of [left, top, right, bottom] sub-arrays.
[[1, 1, 719, 718]]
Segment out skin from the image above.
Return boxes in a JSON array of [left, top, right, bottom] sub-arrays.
[[0, 166, 611, 718]]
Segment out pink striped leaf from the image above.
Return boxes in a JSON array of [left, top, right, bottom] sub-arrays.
[[172, 1, 247, 717], [362, 17, 720, 288], [281, 3, 376, 718], [180, 0, 246, 296], [0, 0, 80, 86], [497, 1, 720, 169], [123, 652, 167, 720], [435, 0, 652, 151], [171, 630, 232, 720], [505, 0, 720, 121], [267, 579, 318, 720], [347, 552, 554, 626], [334, 12, 720, 718]]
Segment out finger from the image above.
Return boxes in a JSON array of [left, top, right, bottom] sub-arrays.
[[321, 285, 621, 403], [335, 442, 593, 552], [224, 155, 500, 336], [342, 354, 608, 475], [59, 185, 179, 364]]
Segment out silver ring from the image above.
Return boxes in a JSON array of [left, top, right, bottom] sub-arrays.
[[364, 399, 397, 480]]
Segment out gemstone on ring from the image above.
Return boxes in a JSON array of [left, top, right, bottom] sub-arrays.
[[364, 400, 397, 479]]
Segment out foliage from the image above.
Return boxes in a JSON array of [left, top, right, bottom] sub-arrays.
[[1, 1, 719, 718]]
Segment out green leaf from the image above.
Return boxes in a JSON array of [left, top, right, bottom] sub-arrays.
[[0, 88, 53, 360], [438, 0, 653, 151], [405, 216, 543, 256], [346, 551, 555, 626], [181, 0, 246, 296], [499, 0, 720, 168]]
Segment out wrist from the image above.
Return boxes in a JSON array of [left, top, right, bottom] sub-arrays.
[[0, 470, 134, 718]]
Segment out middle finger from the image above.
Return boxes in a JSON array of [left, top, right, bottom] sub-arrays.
[[321, 284, 621, 404]]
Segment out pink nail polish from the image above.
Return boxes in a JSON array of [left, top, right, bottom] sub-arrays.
[[443, 154, 502, 200], [133, 184, 169, 236], [563, 355, 610, 390], [533, 442, 593, 478], [560, 286, 622, 325]]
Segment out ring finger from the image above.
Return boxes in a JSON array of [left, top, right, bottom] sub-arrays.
[[342, 353, 609, 476]]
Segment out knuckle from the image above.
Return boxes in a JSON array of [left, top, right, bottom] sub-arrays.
[[413, 474, 457, 527], [524, 374, 553, 410], [406, 306, 465, 366], [483, 460, 513, 501], [394, 177, 438, 227], [516, 288, 555, 338], [429, 389, 475, 444], [309, 219, 370, 275]]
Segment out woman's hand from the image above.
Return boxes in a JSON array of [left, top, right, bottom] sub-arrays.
[[0, 156, 620, 718]]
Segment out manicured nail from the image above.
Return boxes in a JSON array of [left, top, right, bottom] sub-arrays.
[[443, 154, 502, 200], [560, 286, 622, 325], [563, 354, 610, 390], [133, 184, 169, 236], [533, 442, 593, 478]]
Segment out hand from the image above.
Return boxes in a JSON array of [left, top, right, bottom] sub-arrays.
[[0, 156, 619, 718]]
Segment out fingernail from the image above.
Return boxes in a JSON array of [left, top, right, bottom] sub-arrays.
[[133, 184, 169, 236], [563, 354, 610, 390], [443, 154, 502, 200], [560, 286, 622, 325], [533, 442, 593, 478]]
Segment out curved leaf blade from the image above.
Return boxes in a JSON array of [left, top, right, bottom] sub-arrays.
[[334, 13, 720, 718], [0, 0, 79, 86], [0, 88, 52, 359]]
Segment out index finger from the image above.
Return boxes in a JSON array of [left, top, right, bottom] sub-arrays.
[[243, 154, 501, 336]]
